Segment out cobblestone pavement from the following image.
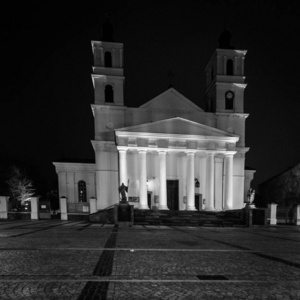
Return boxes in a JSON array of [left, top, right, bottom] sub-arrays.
[[0, 220, 300, 299]]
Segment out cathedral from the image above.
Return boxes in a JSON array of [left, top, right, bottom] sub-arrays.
[[53, 25, 255, 212]]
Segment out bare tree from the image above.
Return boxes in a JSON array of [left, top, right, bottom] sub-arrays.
[[6, 166, 35, 208]]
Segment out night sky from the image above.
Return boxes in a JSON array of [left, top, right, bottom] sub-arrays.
[[2, 0, 300, 195]]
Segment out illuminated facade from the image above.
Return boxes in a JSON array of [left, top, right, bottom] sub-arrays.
[[54, 31, 255, 211]]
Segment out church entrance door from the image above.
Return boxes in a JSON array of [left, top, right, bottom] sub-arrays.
[[167, 180, 179, 210]]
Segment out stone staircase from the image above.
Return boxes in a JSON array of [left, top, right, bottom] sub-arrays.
[[89, 205, 115, 223], [133, 209, 245, 227], [88, 205, 245, 227]]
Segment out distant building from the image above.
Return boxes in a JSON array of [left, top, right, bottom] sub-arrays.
[[53, 26, 255, 211]]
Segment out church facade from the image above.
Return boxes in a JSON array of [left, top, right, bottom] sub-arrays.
[[53, 31, 255, 212]]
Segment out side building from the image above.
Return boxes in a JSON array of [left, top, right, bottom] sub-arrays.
[[53, 28, 255, 212], [259, 163, 300, 206]]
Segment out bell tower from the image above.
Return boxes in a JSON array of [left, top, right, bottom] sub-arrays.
[[91, 19, 125, 210], [204, 29, 248, 147], [204, 29, 247, 114], [91, 18, 125, 105]]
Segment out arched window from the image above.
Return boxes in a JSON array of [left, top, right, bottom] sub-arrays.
[[226, 59, 233, 75], [105, 51, 112, 67], [78, 181, 87, 202], [105, 84, 114, 103]]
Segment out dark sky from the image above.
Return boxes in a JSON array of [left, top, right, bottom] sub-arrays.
[[1, 0, 300, 194]]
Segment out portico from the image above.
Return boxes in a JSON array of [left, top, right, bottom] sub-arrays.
[[115, 117, 239, 211]]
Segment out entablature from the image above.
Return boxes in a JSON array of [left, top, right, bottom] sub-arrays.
[[115, 132, 238, 153]]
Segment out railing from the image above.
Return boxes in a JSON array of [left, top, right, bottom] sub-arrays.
[[7, 200, 31, 212], [276, 205, 294, 224], [67, 202, 89, 213]]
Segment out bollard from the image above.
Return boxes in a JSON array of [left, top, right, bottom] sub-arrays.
[[89, 197, 97, 214], [0, 196, 9, 219], [294, 205, 300, 226], [30, 197, 39, 220], [60, 197, 68, 220], [268, 203, 277, 225]]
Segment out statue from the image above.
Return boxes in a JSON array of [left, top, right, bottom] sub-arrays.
[[247, 188, 255, 205], [119, 180, 129, 203]]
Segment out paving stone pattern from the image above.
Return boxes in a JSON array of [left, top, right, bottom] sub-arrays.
[[0, 220, 300, 299]]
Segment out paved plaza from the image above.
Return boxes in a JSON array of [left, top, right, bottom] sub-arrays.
[[0, 220, 300, 299]]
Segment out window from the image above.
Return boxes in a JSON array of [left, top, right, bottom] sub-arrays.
[[78, 181, 87, 202], [105, 84, 114, 103], [105, 51, 112, 67], [226, 59, 233, 75]]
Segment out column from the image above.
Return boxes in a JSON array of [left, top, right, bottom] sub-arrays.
[[214, 157, 223, 211], [224, 153, 234, 210], [234, 57, 238, 75], [205, 152, 215, 211], [119, 149, 128, 186], [139, 150, 148, 209], [112, 48, 116, 67], [241, 57, 245, 75], [158, 151, 168, 210], [199, 154, 207, 210], [186, 152, 196, 211], [223, 55, 227, 74], [100, 47, 104, 66]]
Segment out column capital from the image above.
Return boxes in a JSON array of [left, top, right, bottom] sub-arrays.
[[215, 157, 224, 163], [158, 150, 168, 154], [138, 149, 147, 154], [225, 151, 237, 157], [206, 151, 216, 156], [185, 151, 196, 155], [118, 148, 128, 153]]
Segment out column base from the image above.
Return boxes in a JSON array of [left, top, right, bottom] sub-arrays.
[[158, 205, 169, 210], [186, 206, 197, 211], [224, 205, 233, 211], [139, 205, 149, 210], [205, 207, 215, 211], [269, 218, 277, 225]]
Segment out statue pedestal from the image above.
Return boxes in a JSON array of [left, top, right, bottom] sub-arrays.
[[114, 202, 134, 226], [243, 204, 253, 227]]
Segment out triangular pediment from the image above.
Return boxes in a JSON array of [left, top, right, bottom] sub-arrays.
[[115, 117, 238, 138], [140, 88, 204, 112]]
